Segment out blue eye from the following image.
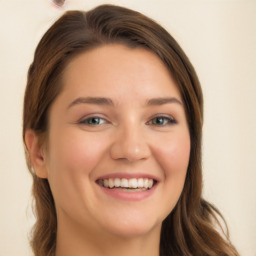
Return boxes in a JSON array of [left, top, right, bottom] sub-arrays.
[[148, 116, 177, 126], [79, 117, 107, 126]]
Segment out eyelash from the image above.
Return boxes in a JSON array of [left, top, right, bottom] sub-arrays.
[[78, 115, 177, 127], [146, 116, 177, 126], [78, 116, 107, 126]]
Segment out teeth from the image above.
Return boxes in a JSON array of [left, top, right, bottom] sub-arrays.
[[108, 178, 114, 188], [129, 178, 137, 188], [114, 178, 120, 187], [144, 178, 149, 188], [103, 179, 109, 187], [121, 178, 129, 188], [148, 179, 153, 188], [137, 178, 144, 188], [99, 178, 155, 189]]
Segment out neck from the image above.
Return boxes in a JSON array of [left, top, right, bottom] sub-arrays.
[[55, 213, 161, 256]]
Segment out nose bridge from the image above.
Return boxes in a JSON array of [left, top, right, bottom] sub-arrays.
[[110, 119, 150, 162]]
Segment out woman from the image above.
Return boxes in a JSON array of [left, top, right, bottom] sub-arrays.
[[23, 4, 239, 256]]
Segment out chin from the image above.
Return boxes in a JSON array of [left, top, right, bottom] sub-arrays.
[[97, 212, 162, 238]]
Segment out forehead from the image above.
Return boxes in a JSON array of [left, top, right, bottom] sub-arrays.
[[60, 44, 181, 101]]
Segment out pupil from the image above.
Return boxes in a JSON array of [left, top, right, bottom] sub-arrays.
[[90, 118, 99, 125], [155, 117, 164, 125]]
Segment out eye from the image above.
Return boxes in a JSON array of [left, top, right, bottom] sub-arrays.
[[147, 116, 177, 126], [79, 116, 107, 126]]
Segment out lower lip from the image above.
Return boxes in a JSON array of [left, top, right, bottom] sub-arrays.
[[97, 184, 158, 201]]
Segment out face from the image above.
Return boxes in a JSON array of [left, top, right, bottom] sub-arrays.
[[40, 44, 190, 238]]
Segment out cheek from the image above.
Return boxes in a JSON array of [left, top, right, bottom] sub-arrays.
[[149, 130, 190, 219], [152, 131, 191, 177], [48, 130, 106, 173], [45, 130, 108, 201], [45, 129, 111, 220]]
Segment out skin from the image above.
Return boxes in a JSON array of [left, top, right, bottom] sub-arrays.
[[26, 44, 190, 256]]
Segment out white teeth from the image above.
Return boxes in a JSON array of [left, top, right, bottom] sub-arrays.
[[108, 178, 114, 188], [137, 178, 144, 188], [129, 178, 138, 188], [114, 178, 120, 187], [121, 178, 129, 188], [144, 178, 149, 188], [98, 177, 155, 189]]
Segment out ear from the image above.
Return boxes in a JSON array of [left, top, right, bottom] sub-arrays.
[[25, 129, 48, 178]]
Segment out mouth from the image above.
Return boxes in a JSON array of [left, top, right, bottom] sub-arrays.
[[96, 177, 157, 192]]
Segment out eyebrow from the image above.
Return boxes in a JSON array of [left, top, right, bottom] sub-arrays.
[[68, 97, 114, 109], [146, 97, 183, 106], [67, 96, 182, 109]]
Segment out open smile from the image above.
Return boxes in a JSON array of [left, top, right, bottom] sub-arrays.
[[96, 176, 158, 201], [97, 177, 156, 190]]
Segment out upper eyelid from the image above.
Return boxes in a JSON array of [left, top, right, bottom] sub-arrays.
[[79, 113, 108, 120], [148, 113, 176, 121], [78, 116, 108, 124]]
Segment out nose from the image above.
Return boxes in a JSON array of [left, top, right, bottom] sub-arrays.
[[110, 124, 151, 162]]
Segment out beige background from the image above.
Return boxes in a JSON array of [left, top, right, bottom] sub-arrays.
[[0, 0, 255, 255]]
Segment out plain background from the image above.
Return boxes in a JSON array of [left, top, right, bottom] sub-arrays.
[[0, 0, 255, 255]]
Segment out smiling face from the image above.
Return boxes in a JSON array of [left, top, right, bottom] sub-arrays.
[[36, 44, 190, 239]]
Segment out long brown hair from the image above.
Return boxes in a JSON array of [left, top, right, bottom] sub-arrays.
[[23, 4, 239, 256]]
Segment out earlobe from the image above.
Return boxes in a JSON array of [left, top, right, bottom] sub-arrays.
[[25, 129, 48, 179]]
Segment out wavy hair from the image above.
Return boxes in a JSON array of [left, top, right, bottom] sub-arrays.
[[23, 4, 239, 256]]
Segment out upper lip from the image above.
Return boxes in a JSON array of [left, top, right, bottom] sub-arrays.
[[96, 172, 160, 182]]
